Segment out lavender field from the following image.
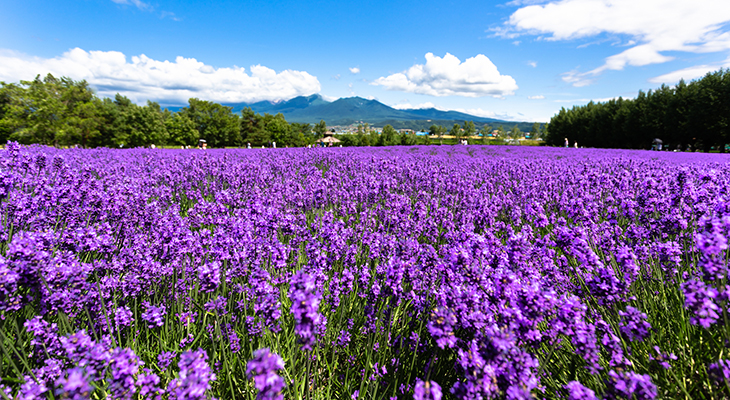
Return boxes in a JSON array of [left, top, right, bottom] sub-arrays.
[[0, 143, 729, 400]]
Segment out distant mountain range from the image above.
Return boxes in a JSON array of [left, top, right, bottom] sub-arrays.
[[167, 94, 536, 131]]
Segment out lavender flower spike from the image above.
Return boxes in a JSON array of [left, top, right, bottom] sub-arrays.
[[289, 271, 323, 350], [413, 379, 442, 400], [247, 348, 286, 400]]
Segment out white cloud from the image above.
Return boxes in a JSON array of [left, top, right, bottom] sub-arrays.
[[0, 48, 321, 105], [554, 96, 621, 103], [505, 0, 552, 6], [561, 70, 595, 87], [527, 61, 537, 68], [349, 67, 360, 74], [454, 108, 498, 118], [528, 95, 545, 99], [392, 102, 439, 110], [372, 52, 518, 97], [501, 0, 730, 84], [111, 0, 150, 10], [649, 58, 730, 83], [160, 11, 180, 21]]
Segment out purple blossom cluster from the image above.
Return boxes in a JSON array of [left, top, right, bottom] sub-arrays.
[[246, 348, 286, 400], [289, 270, 324, 350], [1, 143, 729, 398]]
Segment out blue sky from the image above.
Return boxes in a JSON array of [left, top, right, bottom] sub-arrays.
[[2, 0, 730, 122]]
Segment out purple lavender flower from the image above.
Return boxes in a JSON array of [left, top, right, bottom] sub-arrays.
[[136, 368, 162, 398], [142, 301, 167, 329], [649, 346, 677, 370], [413, 379, 442, 400], [167, 349, 216, 400], [228, 326, 241, 353], [246, 348, 286, 400], [619, 306, 652, 342], [198, 261, 221, 292], [605, 370, 657, 400], [114, 305, 134, 328], [708, 359, 730, 385], [54, 367, 93, 400], [24, 316, 62, 357], [35, 152, 47, 170], [585, 266, 627, 305], [427, 306, 457, 349], [682, 279, 720, 328], [615, 246, 639, 282], [108, 348, 142, 400], [20, 375, 49, 399], [0, 173, 13, 201], [204, 295, 227, 314], [158, 351, 177, 371], [565, 381, 597, 400], [52, 154, 65, 171], [289, 271, 323, 350]]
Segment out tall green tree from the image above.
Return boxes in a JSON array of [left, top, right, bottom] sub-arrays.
[[314, 120, 327, 136], [240, 107, 267, 147], [265, 113, 291, 147], [166, 112, 199, 147], [449, 123, 461, 141], [429, 124, 446, 144], [380, 125, 397, 146], [114, 101, 168, 147], [529, 122, 541, 139], [0, 83, 22, 144], [462, 121, 476, 138], [180, 98, 239, 148], [289, 122, 311, 147], [58, 99, 103, 148], [4, 74, 97, 146]]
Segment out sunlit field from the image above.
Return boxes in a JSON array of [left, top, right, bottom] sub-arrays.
[[1, 143, 729, 400]]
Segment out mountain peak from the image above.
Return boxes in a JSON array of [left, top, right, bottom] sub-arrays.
[[223, 95, 531, 128]]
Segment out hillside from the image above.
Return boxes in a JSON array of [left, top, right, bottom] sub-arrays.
[[226, 95, 534, 130], [167, 95, 538, 131]]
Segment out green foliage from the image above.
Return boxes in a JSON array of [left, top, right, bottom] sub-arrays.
[[546, 68, 730, 151], [462, 120, 476, 137], [529, 122, 542, 139], [114, 101, 169, 147], [449, 123, 461, 140], [265, 113, 291, 147], [379, 125, 398, 146], [314, 119, 327, 136], [166, 112, 200, 147], [179, 98, 240, 148], [1, 74, 98, 146]]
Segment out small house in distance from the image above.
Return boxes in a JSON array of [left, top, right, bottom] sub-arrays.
[[315, 132, 341, 146]]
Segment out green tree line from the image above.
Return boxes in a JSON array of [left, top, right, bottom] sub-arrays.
[[0, 74, 318, 148], [545, 68, 730, 152]]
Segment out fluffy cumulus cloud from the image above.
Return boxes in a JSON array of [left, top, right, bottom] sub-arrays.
[[372, 53, 518, 97], [349, 67, 360, 74], [501, 0, 730, 84], [0, 48, 321, 105]]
